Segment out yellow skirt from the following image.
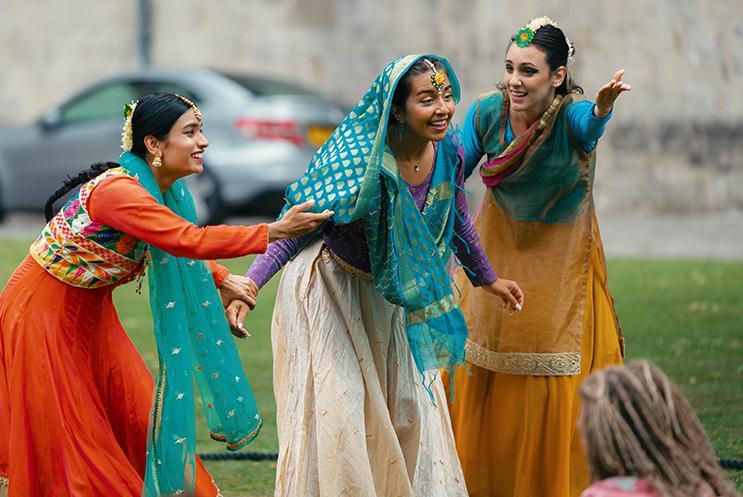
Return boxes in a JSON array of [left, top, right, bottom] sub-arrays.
[[444, 241, 623, 497]]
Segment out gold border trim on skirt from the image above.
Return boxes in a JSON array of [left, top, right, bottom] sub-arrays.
[[465, 340, 581, 376]]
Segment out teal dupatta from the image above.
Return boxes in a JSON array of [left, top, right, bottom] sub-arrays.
[[283, 55, 469, 382], [118, 152, 262, 496]]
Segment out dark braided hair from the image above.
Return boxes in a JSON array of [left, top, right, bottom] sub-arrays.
[[43, 93, 193, 221], [44, 162, 118, 221], [510, 24, 584, 95]]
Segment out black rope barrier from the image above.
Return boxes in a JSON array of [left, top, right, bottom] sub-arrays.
[[199, 451, 277, 462], [198, 451, 743, 471], [720, 459, 743, 470]]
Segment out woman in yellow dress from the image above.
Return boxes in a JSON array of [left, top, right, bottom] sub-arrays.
[[444, 17, 631, 497]]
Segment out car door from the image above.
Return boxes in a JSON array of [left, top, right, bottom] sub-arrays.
[[3, 81, 141, 210]]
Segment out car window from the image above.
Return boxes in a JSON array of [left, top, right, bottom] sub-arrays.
[[143, 82, 200, 103], [61, 83, 139, 124], [217, 72, 321, 97]]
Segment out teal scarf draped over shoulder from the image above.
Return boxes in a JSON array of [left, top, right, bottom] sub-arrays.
[[118, 152, 262, 496], [283, 54, 469, 383]]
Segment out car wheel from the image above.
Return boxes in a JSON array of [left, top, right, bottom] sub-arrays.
[[184, 165, 226, 226]]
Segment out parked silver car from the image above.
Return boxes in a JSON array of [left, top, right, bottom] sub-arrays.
[[0, 68, 346, 224]]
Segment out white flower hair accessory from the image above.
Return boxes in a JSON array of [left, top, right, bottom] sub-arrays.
[[120, 100, 138, 152]]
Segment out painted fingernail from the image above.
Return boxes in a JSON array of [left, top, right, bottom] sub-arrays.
[[515, 304, 522, 312]]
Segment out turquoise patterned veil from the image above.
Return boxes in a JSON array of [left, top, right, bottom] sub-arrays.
[[118, 152, 262, 496], [283, 54, 469, 385]]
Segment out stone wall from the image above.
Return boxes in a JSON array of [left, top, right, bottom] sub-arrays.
[[1, 0, 741, 212]]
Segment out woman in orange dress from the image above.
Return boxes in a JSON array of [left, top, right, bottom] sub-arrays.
[[0, 93, 330, 497]]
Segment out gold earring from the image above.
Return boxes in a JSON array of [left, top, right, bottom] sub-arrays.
[[152, 152, 162, 168]]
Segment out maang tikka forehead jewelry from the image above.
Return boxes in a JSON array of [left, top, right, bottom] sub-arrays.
[[423, 59, 446, 95], [176, 94, 203, 122]]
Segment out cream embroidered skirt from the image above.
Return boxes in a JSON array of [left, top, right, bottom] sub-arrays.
[[271, 240, 467, 497]]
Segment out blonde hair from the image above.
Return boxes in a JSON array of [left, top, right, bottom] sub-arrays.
[[579, 361, 738, 497]]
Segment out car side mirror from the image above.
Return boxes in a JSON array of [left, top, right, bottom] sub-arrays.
[[38, 108, 62, 131]]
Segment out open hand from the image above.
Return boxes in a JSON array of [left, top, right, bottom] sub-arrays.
[[267, 200, 334, 242], [594, 69, 632, 118], [484, 278, 525, 314], [225, 299, 252, 338]]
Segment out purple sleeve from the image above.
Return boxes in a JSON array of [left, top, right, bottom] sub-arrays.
[[245, 233, 315, 288], [451, 146, 498, 286]]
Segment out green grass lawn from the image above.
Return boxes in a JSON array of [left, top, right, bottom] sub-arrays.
[[0, 239, 740, 495]]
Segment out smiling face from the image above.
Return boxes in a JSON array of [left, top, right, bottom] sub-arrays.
[[503, 43, 566, 114], [153, 108, 209, 178], [394, 69, 455, 142]]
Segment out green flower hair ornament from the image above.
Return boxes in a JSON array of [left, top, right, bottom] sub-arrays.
[[512, 16, 575, 63], [514, 27, 535, 48], [123, 100, 137, 119]]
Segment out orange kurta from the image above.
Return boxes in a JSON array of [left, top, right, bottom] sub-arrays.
[[0, 175, 267, 497]]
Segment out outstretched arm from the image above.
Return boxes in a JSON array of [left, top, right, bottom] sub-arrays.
[[89, 175, 270, 259], [567, 70, 631, 152], [594, 69, 631, 118], [90, 176, 331, 261]]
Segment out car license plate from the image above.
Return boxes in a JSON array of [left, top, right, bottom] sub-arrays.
[[306, 125, 335, 147]]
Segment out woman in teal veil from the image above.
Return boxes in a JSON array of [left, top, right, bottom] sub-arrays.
[[0, 93, 330, 497], [245, 55, 523, 496]]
